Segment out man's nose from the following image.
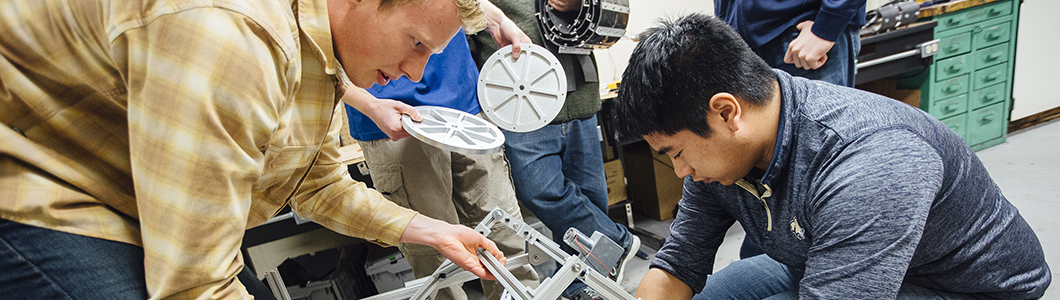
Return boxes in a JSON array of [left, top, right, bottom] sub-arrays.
[[401, 52, 432, 82], [673, 159, 693, 179]]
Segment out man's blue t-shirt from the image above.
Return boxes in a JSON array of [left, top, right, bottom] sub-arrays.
[[344, 36, 481, 141]]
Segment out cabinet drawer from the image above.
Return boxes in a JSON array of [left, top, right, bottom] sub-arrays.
[[930, 94, 968, 120], [936, 1, 1013, 32], [966, 102, 1006, 145], [971, 82, 1007, 110], [974, 43, 1009, 70], [974, 21, 1012, 49], [937, 32, 972, 60], [932, 75, 969, 100], [973, 63, 1008, 90], [939, 114, 967, 140], [935, 55, 969, 81]]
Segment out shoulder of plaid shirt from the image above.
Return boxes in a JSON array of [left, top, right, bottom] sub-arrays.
[[0, 0, 494, 298]]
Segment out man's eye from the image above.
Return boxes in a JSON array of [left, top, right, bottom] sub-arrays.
[[674, 150, 682, 159], [414, 38, 422, 46]]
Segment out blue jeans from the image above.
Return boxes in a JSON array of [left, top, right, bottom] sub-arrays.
[[693, 254, 987, 300], [502, 115, 632, 298], [754, 25, 862, 87], [0, 218, 274, 299]]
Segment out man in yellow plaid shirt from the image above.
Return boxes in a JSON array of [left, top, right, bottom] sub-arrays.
[[0, 0, 529, 298]]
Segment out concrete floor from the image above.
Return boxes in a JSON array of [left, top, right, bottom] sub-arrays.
[[613, 118, 1060, 299]]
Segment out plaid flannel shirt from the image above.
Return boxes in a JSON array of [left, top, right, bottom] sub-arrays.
[[0, 0, 417, 298]]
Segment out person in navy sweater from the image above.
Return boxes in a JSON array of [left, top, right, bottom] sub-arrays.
[[715, 0, 865, 88]]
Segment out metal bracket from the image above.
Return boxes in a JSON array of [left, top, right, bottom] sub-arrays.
[[362, 208, 640, 300], [557, 46, 593, 55]]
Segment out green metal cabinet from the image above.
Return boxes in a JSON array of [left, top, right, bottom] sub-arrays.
[[900, 0, 1020, 150]]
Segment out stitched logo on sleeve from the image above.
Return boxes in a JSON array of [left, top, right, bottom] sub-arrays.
[[790, 217, 805, 240]]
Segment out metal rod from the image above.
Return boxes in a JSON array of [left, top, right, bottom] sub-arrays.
[[479, 249, 533, 300], [856, 49, 919, 70]]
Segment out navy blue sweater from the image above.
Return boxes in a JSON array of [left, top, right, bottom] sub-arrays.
[[714, 0, 867, 49], [651, 71, 1051, 299]]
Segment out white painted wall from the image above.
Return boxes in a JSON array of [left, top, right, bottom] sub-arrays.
[[598, 1, 1059, 121], [594, 0, 714, 88], [1011, 0, 1060, 120]]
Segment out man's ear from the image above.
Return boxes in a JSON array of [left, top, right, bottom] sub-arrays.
[[708, 92, 742, 132]]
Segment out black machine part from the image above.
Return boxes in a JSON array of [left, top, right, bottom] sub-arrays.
[[536, 0, 630, 54]]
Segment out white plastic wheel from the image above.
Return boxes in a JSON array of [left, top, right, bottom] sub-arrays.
[[401, 106, 505, 155], [478, 44, 567, 133]]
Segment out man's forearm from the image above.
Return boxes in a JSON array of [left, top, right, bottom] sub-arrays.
[[636, 268, 694, 300], [479, 0, 507, 33], [340, 86, 379, 114]]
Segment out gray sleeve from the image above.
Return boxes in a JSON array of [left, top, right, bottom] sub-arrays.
[[650, 177, 737, 294], [800, 129, 943, 298]]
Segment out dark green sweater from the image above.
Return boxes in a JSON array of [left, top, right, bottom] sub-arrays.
[[467, 0, 601, 124]]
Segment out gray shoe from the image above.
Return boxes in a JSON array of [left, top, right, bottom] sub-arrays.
[[613, 235, 641, 283]]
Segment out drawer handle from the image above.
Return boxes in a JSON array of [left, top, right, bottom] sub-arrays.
[[979, 114, 997, 124], [986, 32, 1002, 40], [944, 104, 961, 113], [987, 8, 1003, 16], [984, 53, 1003, 62], [946, 43, 963, 52], [944, 84, 963, 93], [984, 73, 1001, 82], [947, 65, 963, 73], [949, 125, 961, 132], [981, 92, 998, 103], [947, 18, 962, 26]]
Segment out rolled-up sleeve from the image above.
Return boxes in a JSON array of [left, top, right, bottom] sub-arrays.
[[290, 106, 417, 246]]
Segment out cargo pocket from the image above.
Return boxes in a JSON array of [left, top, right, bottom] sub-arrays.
[[368, 164, 409, 209]]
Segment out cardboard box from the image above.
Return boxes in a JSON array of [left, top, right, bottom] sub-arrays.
[[596, 103, 619, 161], [856, 78, 921, 108], [623, 142, 684, 221], [604, 159, 627, 206]]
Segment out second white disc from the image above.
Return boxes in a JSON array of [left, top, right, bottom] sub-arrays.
[[477, 44, 567, 133]]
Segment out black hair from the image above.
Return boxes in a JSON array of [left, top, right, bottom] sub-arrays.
[[613, 13, 776, 142]]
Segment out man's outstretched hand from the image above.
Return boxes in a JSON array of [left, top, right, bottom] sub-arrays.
[[340, 87, 422, 141], [364, 98, 421, 141], [399, 214, 506, 280]]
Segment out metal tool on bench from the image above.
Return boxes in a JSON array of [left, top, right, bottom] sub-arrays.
[[362, 208, 640, 300], [861, 0, 921, 36]]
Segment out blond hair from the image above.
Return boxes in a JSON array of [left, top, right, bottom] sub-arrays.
[[378, 0, 486, 34]]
